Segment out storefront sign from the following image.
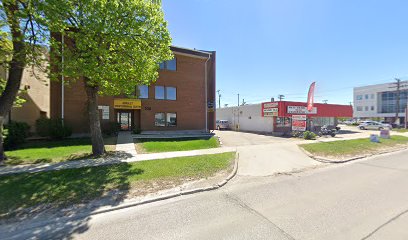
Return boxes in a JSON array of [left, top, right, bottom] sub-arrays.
[[262, 102, 279, 117], [98, 105, 110, 120], [292, 115, 307, 121], [113, 99, 141, 109], [287, 106, 317, 114], [292, 119, 307, 131]]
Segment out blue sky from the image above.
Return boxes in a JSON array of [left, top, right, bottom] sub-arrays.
[[162, 0, 408, 107]]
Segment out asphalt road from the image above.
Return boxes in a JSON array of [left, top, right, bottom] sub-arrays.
[[66, 149, 408, 240]]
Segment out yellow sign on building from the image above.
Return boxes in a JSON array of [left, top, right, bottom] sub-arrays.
[[113, 99, 142, 109]]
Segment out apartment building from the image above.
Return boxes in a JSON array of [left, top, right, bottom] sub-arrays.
[[50, 46, 216, 133], [353, 81, 408, 123]]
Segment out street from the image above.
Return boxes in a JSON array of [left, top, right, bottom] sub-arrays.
[[75, 149, 408, 240], [4, 148, 406, 240]]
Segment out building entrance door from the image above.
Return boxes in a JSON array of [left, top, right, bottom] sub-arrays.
[[117, 111, 132, 131]]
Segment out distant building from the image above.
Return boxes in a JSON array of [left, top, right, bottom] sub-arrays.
[[217, 101, 352, 134], [1, 63, 50, 132], [353, 81, 408, 124]]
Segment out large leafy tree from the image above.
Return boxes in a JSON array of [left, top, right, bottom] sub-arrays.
[[45, 0, 172, 155], [0, 0, 46, 163]]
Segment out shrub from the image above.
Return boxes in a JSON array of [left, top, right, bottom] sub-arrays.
[[132, 127, 141, 134], [102, 122, 121, 136], [35, 118, 72, 139], [3, 121, 30, 150], [303, 131, 317, 140], [35, 117, 51, 137]]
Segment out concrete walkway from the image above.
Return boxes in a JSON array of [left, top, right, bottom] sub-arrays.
[[116, 132, 138, 156], [0, 147, 236, 176]]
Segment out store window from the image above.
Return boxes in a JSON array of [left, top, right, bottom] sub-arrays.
[[154, 113, 165, 126], [276, 117, 291, 127], [311, 117, 335, 126], [155, 86, 165, 99], [136, 85, 149, 99], [166, 113, 177, 126]]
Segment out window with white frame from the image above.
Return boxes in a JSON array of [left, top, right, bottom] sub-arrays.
[[166, 113, 177, 126]]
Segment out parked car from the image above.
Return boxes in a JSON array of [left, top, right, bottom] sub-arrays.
[[216, 120, 230, 130], [358, 121, 390, 130]]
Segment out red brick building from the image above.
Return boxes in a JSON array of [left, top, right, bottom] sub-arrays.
[[50, 46, 216, 133]]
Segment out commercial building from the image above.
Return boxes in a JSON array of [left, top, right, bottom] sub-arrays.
[[50, 46, 216, 133], [217, 101, 352, 134], [353, 81, 408, 124]]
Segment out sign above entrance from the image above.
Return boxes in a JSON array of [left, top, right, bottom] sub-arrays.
[[287, 106, 317, 114], [114, 99, 141, 110]]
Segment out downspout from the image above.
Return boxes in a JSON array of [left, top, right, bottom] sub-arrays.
[[61, 33, 64, 124], [204, 54, 211, 132]]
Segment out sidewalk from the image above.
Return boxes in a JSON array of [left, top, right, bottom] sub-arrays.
[[0, 147, 236, 176]]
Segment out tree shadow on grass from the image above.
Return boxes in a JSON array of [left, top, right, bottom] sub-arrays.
[[0, 161, 142, 239]]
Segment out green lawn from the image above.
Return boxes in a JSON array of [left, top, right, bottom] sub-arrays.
[[394, 128, 408, 133], [135, 137, 220, 153], [300, 135, 408, 157], [0, 152, 235, 217], [4, 137, 117, 165]]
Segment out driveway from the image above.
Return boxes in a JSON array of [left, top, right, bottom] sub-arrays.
[[215, 130, 320, 177]]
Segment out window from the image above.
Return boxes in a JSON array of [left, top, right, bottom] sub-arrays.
[[371, 94, 375, 99], [311, 117, 335, 127], [155, 86, 165, 99], [276, 117, 291, 127], [154, 113, 165, 126], [356, 95, 363, 100], [356, 106, 363, 111], [166, 113, 177, 126], [365, 106, 369, 111], [159, 58, 177, 71], [136, 85, 149, 99], [371, 106, 375, 111], [155, 86, 177, 100], [166, 87, 177, 100], [365, 94, 369, 99]]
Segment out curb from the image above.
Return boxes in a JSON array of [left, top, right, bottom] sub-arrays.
[[90, 151, 239, 216], [300, 146, 408, 164]]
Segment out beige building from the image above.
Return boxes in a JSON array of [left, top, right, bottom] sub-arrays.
[[1, 63, 50, 132]]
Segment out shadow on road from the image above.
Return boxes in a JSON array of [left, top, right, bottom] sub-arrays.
[[0, 151, 139, 239]]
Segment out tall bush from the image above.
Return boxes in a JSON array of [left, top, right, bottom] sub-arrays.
[[35, 118, 72, 139], [3, 121, 30, 150]]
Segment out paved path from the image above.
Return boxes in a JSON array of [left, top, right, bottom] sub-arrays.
[[216, 130, 320, 177], [116, 132, 138, 156], [3, 149, 407, 239]]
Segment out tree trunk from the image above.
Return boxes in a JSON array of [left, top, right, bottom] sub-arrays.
[[0, 1, 27, 164], [85, 83, 105, 156], [0, 117, 6, 164]]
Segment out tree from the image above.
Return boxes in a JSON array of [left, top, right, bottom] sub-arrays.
[[0, 0, 46, 163], [44, 0, 172, 156]]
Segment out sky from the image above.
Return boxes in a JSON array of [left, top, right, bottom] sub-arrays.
[[162, 0, 408, 107]]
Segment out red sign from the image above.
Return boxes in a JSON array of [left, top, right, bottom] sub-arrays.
[[292, 120, 306, 131], [262, 102, 279, 117], [307, 82, 316, 111]]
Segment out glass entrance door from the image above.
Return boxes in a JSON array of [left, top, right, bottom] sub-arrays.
[[117, 112, 132, 131]]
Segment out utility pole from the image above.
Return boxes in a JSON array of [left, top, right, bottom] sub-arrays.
[[237, 94, 240, 131], [389, 78, 408, 125], [216, 90, 221, 109], [278, 94, 285, 101], [241, 99, 246, 106]]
